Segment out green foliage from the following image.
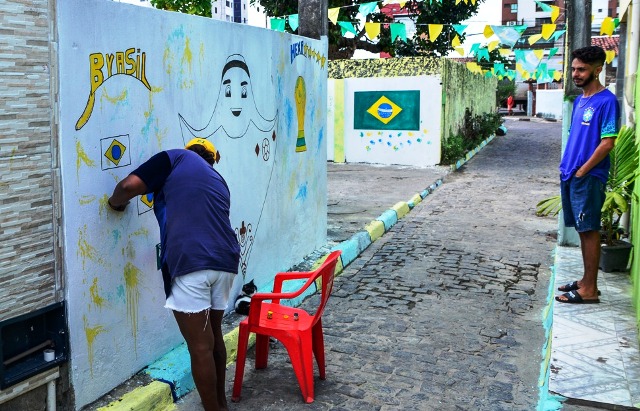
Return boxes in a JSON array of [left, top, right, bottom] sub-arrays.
[[150, 0, 212, 17], [441, 109, 503, 165], [253, 0, 484, 59]]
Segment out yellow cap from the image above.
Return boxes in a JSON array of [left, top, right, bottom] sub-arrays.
[[185, 138, 217, 156]]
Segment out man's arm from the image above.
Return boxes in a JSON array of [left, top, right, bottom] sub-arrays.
[[575, 137, 616, 177], [108, 174, 148, 212]]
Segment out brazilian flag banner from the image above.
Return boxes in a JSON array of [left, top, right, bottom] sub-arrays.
[[354, 90, 420, 130]]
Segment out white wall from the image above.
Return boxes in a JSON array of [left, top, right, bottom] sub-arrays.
[[341, 76, 442, 166], [535, 89, 564, 119], [327, 79, 336, 161], [58, 0, 328, 407]]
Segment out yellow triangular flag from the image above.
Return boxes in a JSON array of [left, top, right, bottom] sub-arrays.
[[499, 48, 511, 57], [483, 25, 494, 38], [541, 24, 556, 40], [600, 17, 615, 36], [488, 40, 499, 52], [328, 8, 340, 25], [471, 0, 476, 4], [523, 70, 530, 79], [533, 49, 544, 60], [466, 62, 480, 73], [515, 62, 524, 73], [605, 50, 615, 63], [452, 34, 461, 47], [550, 5, 560, 23], [399, 1, 407, 7], [364, 22, 381, 40], [455, 0, 462, 4], [428, 24, 444, 42], [455, 47, 465, 56], [553, 71, 562, 81], [528, 33, 543, 45]]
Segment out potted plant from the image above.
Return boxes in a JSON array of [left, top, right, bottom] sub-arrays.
[[536, 125, 638, 272]]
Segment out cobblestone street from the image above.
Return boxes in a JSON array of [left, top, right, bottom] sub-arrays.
[[177, 119, 570, 410]]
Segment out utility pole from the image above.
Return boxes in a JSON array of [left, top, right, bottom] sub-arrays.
[[558, 0, 592, 246], [298, 0, 327, 39]]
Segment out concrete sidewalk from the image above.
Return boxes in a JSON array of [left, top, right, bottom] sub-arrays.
[[89, 117, 639, 411]]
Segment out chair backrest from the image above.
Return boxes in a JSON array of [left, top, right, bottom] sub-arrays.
[[311, 250, 341, 326]]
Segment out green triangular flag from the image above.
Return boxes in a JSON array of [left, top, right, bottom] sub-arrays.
[[513, 25, 528, 34], [548, 47, 559, 59], [452, 24, 467, 36], [551, 30, 566, 40], [288, 14, 299, 31], [535, 0, 552, 12], [390, 23, 407, 42], [337, 21, 358, 36], [270, 18, 285, 32], [476, 48, 490, 62], [358, 1, 378, 16], [469, 43, 480, 55]]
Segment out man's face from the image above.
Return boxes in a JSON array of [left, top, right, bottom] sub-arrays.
[[571, 58, 600, 88]]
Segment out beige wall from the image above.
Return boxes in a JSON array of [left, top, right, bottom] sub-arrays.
[[0, 0, 60, 321]]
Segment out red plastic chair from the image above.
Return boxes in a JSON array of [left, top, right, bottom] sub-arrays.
[[231, 250, 342, 404]]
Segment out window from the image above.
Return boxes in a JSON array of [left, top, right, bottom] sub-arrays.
[[506, 21, 517, 26], [214, 7, 217, 13], [510, 4, 517, 12]]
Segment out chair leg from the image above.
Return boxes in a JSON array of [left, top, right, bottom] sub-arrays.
[[231, 324, 250, 402], [255, 334, 270, 369], [312, 322, 326, 380], [287, 334, 315, 403]]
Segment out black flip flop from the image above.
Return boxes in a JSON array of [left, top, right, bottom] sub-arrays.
[[557, 281, 601, 295], [555, 290, 600, 304]]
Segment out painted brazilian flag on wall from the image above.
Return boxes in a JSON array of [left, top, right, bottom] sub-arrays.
[[354, 90, 420, 130]]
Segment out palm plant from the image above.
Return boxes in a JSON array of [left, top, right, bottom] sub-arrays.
[[536, 125, 638, 246]]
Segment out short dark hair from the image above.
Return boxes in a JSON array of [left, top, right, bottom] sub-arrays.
[[187, 144, 216, 166], [571, 46, 606, 67]]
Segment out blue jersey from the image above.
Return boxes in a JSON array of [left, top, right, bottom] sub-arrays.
[[559, 89, 619, 183], [132, 149, 240, 297]]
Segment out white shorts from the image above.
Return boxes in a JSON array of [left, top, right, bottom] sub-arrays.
[[165, 269, 235, 313]]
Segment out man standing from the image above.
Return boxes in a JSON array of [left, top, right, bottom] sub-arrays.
[[108, 138, 240, 411], [557, 46, 620, 304]]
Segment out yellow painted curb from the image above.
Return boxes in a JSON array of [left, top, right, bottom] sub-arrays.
[[392, 202, 410, 219], [225, 326, 255, 366], [97, 381, 176, 411], [365, 220, 385, 242], [409, 193, 422, 206]]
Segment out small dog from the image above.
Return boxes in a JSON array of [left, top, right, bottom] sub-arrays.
[[234, 280, 257, 315]]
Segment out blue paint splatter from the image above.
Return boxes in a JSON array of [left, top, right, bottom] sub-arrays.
[[397, 132, 402, 137], [417, 138, 422, 143], [296, 183, 308, 201], [317, 128, 324, 150], [369, 140, 375, 145], [388, 134, 393, 139], [116, 284, 126, 302], [360, 132, 364, 137], [387, 142, 392, 146], [407, 140, 412, 144], [378, 138, 382, 143]]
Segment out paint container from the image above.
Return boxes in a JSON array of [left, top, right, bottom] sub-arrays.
[[43, 349, 55, 362], [293, 313, 299, 321], [267, 311, 273, 319]]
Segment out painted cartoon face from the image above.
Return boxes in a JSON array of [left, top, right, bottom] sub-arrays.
[[220, 60, 252, 137]]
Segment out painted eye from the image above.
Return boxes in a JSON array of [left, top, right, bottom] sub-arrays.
[[225, 85, 231, 97], [241, 86, 247, 98]]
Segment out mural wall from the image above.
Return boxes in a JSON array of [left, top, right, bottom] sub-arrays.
[[327, 57, 497, 166], [57, 0, 328, 407], [340, 76, 442, 166], [535, 89, 564, 120]]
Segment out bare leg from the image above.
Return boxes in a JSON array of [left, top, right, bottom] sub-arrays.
[[173, 310, 220, 411], [209, 310, 229, 411], [557, 230, 600, 302]]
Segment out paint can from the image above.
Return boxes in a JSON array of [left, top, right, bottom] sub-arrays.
[[44, 349, 55, 362]]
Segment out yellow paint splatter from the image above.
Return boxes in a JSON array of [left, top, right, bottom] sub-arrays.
[[124, 262, 141, 348], [79, 195, 96, 205], [84, 315, 106, 377], [101, 88, 128, 105], [182, 37, 193, 68], [77, 225, 104, 270], [90, 277, 107, 309], [125, 241, 136, 260], [199, 42, 205, 76], [129, 227, 149, 238], [76, 140, 96, 181]]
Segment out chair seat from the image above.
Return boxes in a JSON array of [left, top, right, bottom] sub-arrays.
[[242, 303, 313, 333]]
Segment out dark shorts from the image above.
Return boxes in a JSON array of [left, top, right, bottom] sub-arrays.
[[560, 174, 605, 232]]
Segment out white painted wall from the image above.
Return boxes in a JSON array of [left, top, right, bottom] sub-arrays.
[[58, 0, 328, 407], [535, 89, 564, 119], [327, 79, 336, 161], [341, 76, 442, 166]]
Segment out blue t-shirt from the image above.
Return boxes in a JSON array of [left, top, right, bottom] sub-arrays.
[[132, 149, 240, 297], [559, 89, 619, 183]]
